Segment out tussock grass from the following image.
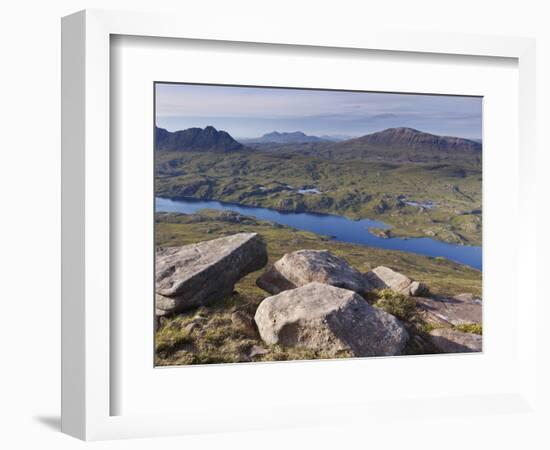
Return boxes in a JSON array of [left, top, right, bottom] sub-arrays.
[[155, 320, 193, 354], [373, 289, 417, 322], [256, 345, 353, 362]]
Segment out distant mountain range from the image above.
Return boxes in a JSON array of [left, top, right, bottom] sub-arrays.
[[320, 134, 352, 142], [241, 128, 481, 150], [242, 131, 328, 144], [155, 126, 481, 163], [155, 126, 245, 152]]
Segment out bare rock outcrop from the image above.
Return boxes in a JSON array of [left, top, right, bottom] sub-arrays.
[[256, 249, 374, 296], [155, 233, 267, 315], [365, 266, 429, 296], [428, 328, 482, 353], [254, 282, 409, 357], [415, 294, 481, 326]]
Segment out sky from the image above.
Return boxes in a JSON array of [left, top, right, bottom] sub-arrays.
[[155, 83, 482, 140]]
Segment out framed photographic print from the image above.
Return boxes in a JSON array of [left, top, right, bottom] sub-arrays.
[[62, 9, 538, 441], [153, 82, 483, 367]]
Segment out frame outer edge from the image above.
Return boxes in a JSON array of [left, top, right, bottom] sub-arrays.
[[61, 10, 87, 441], [517, 39, 538, 409], [83, 8, 112, 440], [60, 8, 538, 440]]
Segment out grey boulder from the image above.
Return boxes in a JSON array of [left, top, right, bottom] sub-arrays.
[[256, 249, 373, 296], [254, 282, 409, 357], [155, 233, 267, 315], [365, 266, 429, 296], [428, 328, 482, 353]]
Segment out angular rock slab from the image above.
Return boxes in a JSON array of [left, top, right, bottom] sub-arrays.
[[365, 266, 429, 296], [415, 295, 481, 326], [254, 282, 409, 357], [256, 249, 373, 296], [155, 233, 267, 314], [428, 328, 482, 353], [454, 293, 482, 303]]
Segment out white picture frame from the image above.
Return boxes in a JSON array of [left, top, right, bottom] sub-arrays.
[[61, 9, 538, 441]]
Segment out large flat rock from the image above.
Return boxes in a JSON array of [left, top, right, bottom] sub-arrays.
[[155, 233, 267, 314], [415, 294, 482, 326], [428, 328, 482, 353], [254, 282, 409, 357], [256, 249, 374, 296]]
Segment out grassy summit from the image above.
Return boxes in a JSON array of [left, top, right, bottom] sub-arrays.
[[155, 211, 482, 366]]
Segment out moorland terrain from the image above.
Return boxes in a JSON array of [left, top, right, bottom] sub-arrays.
[[154, 125, 483, 365], [156, 126, 482, 245]]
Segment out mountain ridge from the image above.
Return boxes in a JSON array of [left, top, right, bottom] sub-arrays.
[[155, 125, 482, 162], [344, 127, 482, 153], [261, 127, 482, 164], [155, 126, 246, 152]]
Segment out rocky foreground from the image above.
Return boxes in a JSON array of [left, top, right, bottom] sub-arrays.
[[255, 282, 409, 357], [156, 233, 267, 315], [155, 232, 482, 364]]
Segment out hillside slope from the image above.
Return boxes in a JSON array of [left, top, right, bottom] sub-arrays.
[[348, 127, 481, 153]]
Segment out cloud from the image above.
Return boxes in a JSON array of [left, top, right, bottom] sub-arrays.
[[155, 83, 482, 139]]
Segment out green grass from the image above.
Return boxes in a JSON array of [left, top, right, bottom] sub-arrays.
[[155, 290, 349, 366], [154, 211, 482, 366], [373, 289, 417, 321], [156, 150, 482, 245], [156, 321, 194, 354], [455, 322, 483, 335]]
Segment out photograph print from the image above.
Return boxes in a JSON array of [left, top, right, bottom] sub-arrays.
[[154, 83, 482, 366]]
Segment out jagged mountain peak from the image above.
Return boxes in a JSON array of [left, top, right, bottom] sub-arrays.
[[155, 126, 245, 152]]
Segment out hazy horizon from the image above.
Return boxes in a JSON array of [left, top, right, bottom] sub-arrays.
[[155, 83, 482, 140]]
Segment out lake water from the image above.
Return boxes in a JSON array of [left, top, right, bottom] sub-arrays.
[[156, 197, 482, 270]]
